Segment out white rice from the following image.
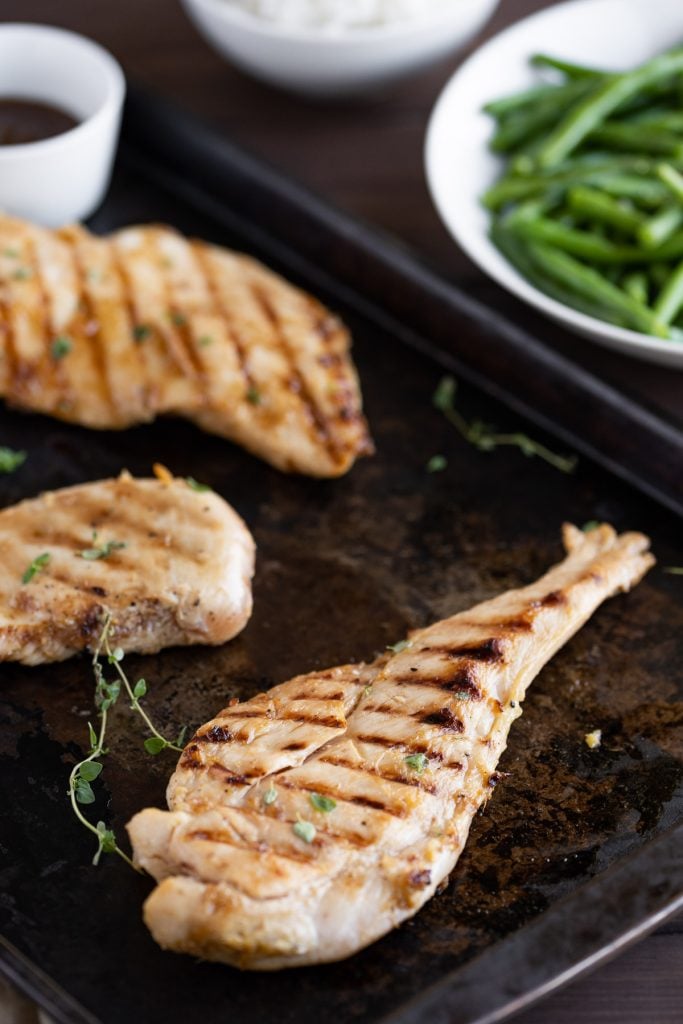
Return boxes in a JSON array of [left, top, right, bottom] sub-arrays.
[[223, 0, 458, 30]]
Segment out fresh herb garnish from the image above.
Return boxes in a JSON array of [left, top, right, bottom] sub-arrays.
[[133, 324, 152, 342], [453, 690, 474, 701], [12, 267, 32, 281], [426, 454, 447, 473], [310, 793, 336, 813], [51, 336, 72, 360], [198, 335, 213, 347], [246, 386, 261, 405], [3, 248, 19, 258], [78, 533, 127, 561], [185, 477, 212, 493], [263, 784, 278, 806], [68, 614, 187, 867], [0, 447, 26, 473], [387, 639, 411, 654], [293, 820, 316, 843], [22, 552, 50, 583], [582, 520, 600, 532], [433, 376, 577, 474], [663, 566, 683, 575], [404, 753, 427, 774], [170, 311, 187, 327]]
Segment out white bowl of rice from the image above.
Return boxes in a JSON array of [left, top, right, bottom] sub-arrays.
[[180, 0, 499, 97]]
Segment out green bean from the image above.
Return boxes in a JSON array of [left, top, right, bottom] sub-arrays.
[[484, 83, 561, 118], [653, 259, 683, 324], [536, 48, 683, 168], [567, 185, 643, 233], [657, 163, 683, 202], [491, 81, 593, 152], [530, 54, 604, 79], [623, 111, 683, 133], [526, 241, 669, 335], [490, 222, 614, 320], [597, 174, 669, 208], [482, 158, 661, 211], [506, 215, 640, 262], [638, 205, 683, 249], [589, 122, 683, 158], [623, 272, 649, 305], [650, 263, 672, 289]]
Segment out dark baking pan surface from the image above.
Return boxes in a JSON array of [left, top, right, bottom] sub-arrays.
[[1, 90, 682, 1024]]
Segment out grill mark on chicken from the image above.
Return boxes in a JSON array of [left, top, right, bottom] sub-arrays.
[[425, 637, 506, 662], [151, 229, 205, 382], [421, 706, 465, 732], [68, 241, 112, 417], [316, 755, 438, 793], [191, 243, 253, 395], [107, 247, 157, 413], [195, 725, 234, 744], [250, 281, 336, 460], [280, 710, 347, 730]]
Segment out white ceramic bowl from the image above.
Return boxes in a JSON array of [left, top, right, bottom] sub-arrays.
[[425, 0, 683, 369], [180, 0, 500, 98], [0, 24, 125, 227]]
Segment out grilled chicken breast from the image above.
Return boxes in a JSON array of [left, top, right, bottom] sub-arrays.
[[0, 214, 372, 477], [128, 523, 653, 968], [0, 472, 255, 665]]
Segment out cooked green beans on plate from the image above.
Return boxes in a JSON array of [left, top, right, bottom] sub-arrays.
[[484, 47, 683, 340]]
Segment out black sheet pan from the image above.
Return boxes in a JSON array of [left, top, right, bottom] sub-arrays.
[[0, 90, 682, 1024]]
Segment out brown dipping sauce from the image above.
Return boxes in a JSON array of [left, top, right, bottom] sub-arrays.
[[0, 98, 79, 145]]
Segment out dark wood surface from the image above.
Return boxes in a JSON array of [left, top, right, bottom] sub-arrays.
[[1, 1, 681, 1022]]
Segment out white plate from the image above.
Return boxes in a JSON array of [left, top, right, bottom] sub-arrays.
[[425, 0, 683, 369]]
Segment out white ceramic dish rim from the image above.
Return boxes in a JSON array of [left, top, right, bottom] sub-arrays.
[[424, 0, 683, 363], [185, 0, 492, 43], [0, 23, 125, 161]]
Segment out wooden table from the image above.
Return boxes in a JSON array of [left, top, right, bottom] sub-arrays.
[[2, 1, 682, 1021]]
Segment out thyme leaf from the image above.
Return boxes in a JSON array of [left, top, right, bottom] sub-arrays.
[[22, 552, 50, 584], [0, 447, 26, 473], [68, 614, 186, 869], [433, 376, 577, 474], [387, 639, 411, 654], [51, 336, 72, 360], [185, 476, 212, 493], [405, 753, 427, 773], [426, 454, 447, 473], [293, 820, 316, 843], [664, 566, 683, 575], [310, 793, 336, 813], [78, 533, 127, 561]]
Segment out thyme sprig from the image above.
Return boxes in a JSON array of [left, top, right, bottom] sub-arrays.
[[664, 566, 683, 575], [433, 377, 577, 474], [0, 447, 26, 473], [69, 614, 185, 866]]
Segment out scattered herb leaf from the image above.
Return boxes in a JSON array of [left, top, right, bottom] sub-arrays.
[[133, 324, 152, 342], [22, 552, 50, 584], [246, 386, 261, 405], [13, 267, 32, 281], [144, 736, 167, 755], [0, 447, 26, 473], [310, 793, 336, 813], [582, 521, 600, 532], [3, 248, 19, 258], [51, 336, 72, 360], [387, 639, 411, 654], [453, 690, 474, 701], [185, 476, 212, 493], [293, 820, 316, 843], [198, 335, 213, 347], [68, 613, 186, 869], [405, 753, 427, 773], [426, 454, 447, 473], [78, 533, 127, 561], [263, 784, 278, 806], [170, 311, 187, 327], [433, 376, 577, 474], [663, 566, 683, 575]]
